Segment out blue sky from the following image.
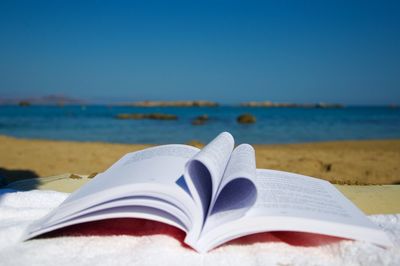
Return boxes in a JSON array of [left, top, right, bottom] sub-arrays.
[[0, 0, 399, 104]]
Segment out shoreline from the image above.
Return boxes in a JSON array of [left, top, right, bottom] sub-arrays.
[[1, 134, 399, 185]]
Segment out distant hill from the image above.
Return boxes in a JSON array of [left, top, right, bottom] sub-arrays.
[[0, 95, 85, 106]]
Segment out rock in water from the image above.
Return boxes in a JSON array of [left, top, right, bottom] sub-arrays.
[[191, 114, 209, 125], [115, 113, 143, 119], [147, 113, 178, 120], [115, 113, 178, 120], [18, 101, 31, 107], [237, 113, 256, 124]]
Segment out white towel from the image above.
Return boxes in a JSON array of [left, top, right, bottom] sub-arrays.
[[0, 189, 399, 266]]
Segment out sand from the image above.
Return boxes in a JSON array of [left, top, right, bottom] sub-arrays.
[[1, 135, 399, 185], [253, 140, 400, 185], [1, 134, 399, 214]]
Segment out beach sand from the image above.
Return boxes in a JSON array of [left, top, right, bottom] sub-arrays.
[[1, 135, 399, 214], [1, 135, 399, 185]]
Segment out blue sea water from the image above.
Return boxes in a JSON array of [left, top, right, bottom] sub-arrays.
[[0, 105, 399, 144]]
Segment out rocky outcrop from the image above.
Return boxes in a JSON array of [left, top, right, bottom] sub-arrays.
[[191, 114, 209, 125], [116, 113, 178, 120], [240, 101, 274, 107], [126, 101, 219, 107], [314, 102, 344, 109], [240, 101, 343, 108], [18, 101, 31, 107], [237, 113, 256, 124]]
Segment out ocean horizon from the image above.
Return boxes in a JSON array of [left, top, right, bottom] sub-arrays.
[[0, 105, 399, 144]]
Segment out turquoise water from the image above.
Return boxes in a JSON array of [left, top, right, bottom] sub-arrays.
[[0, 105, 399, 144]]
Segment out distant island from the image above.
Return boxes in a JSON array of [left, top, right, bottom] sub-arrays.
[[0, 96, 349, 108], [122, 100, 219, 107], [240, 101, 344, 108], [0, 95, 84, 106]]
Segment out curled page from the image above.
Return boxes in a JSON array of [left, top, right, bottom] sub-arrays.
[[183, 132, 234, 241], [202, 144, 258, 234]]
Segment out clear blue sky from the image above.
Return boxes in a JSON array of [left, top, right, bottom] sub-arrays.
[[0, 0, 399, 104]]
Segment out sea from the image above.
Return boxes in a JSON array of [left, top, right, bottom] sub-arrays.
[[0, 105, 399, 144]]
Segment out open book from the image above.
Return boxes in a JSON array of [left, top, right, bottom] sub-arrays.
[[23, 132, 393, 252]]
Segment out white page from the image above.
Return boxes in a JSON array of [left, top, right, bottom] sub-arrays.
[[24, 144, 201, 240], [194, 169, 392, 252], [249, 169, 376, 225], [25, 205, 187, 241], [33, 196, 191, 232], [66, 144, 200, 204], [218, 144, 257, 190], [202, 144, 257, 234], [183, 132, 234, 242], [186, 131, 235, 209]]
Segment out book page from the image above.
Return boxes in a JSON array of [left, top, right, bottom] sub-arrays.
[[184, 132, 234, 215], [65, 144, 199, 205], [202, 144, 257, 233], [24, 144, 201, 239], [26, 205, 188, 241], [219, 144, 257, 188], [249, 169, 375, 226], [194, 169, 392, 252], [183, 132, 234, 242]]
